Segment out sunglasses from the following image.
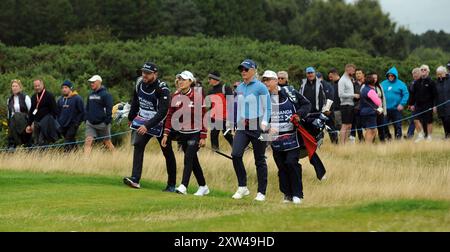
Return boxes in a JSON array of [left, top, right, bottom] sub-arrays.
[[239, 68, 250, 73], [278, 77, 285, 80]]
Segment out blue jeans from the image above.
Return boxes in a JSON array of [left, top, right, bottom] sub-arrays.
[[385, 109, 403, 139]]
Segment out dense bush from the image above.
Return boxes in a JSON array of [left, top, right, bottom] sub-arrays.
[[0, 35, 448, 147]]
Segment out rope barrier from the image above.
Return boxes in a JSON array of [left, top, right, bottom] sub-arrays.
[[1, 99, 449, 152], [327, 99, 450, 134]]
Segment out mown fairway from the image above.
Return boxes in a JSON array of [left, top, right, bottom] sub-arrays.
[[0, 170, 449, 232]]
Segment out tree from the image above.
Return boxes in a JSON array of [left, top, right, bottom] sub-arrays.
[[156, 0, 206, 36]]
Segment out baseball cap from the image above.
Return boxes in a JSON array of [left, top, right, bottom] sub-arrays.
[[238, 59, 257, 70], [306, 67, 316, 73], [142, 62, 158, 73], [262, 70, 278, 80], [208, 71, 221, 81], [176, 71, 195, 81], [88, 75, 102, 82]]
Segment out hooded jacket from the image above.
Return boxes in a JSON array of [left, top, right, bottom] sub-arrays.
[[57, 91, 85, 128], [381, 67, 409, 110], [85, 86, 113, 125]]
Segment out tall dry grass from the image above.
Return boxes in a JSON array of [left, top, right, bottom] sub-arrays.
[[1, 132, 449, 207]]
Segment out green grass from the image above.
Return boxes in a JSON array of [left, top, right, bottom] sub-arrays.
[[0, 170, 449, 232]]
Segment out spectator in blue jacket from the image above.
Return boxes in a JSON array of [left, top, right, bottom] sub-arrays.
[[57, 80, 85, 152], [84, 75, 115, 154], [381, 67, 409, 139]]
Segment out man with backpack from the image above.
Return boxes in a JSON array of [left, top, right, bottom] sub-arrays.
[[123, 62, 177, 192]]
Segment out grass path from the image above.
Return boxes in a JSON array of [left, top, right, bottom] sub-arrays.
[[1, 170, 449, 232]]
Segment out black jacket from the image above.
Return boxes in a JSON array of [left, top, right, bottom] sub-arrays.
[[409, 77, 437, 107], [331, 80, 341, 111], [280, 86, 311, 118], [435, 75, 450, 117], [300, 79, 328, 113], [28, 90, 58, 126]]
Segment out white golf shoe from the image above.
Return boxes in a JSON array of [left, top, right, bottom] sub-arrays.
[[292, 197, 303, 205], [176, 184, 187, 195], [254, 192, 266, 202], [232, 187, 250, 199], [194, 185, 210, 196]]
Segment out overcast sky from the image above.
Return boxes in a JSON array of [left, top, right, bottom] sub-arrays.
[[346, 0, 450, 34]]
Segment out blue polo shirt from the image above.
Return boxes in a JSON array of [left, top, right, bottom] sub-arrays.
[[235, 78, 271, 125]]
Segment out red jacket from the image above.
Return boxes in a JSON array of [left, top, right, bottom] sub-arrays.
[[207, 83, 232, 121], [164, 88, 207, 139]]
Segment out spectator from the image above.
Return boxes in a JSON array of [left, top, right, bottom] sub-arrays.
[[350, 69, 365, 143], [328, 68, 342, 134], [6, 79, 31, 149], [435, 66, 450, 139], [381, 67, 409, 140], [299, 67, 328, 114], [410, 65, 437, 142], [373, 73, 388, 142], [56, 80, 85, 152], [231, 59, 271, 202], [277, 71, 290, 87], [338, 64, 357, 144], [405, 68, 422, 139], [25, 79, 59, 146], [84, 75, 115, 154], [161, 70, 209, 196], [360, 74, 382, 143], [206, 71, 234, 150], [300, 67, 336, 143]]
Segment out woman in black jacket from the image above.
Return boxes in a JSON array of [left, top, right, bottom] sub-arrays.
[[6, 79, 32, 149], [435, 66, 450, 138]]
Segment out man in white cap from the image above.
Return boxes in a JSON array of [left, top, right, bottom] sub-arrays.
[[262, 70, 311, 204], [84, 75, 115, 154]]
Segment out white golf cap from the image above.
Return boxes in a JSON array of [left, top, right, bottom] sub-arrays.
[[176, 71, 195, 81], [262, 70, 278, 79], [88, 75, 102, 82]]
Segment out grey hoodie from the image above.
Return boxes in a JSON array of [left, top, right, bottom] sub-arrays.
[[338, 73, 355, 106]]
